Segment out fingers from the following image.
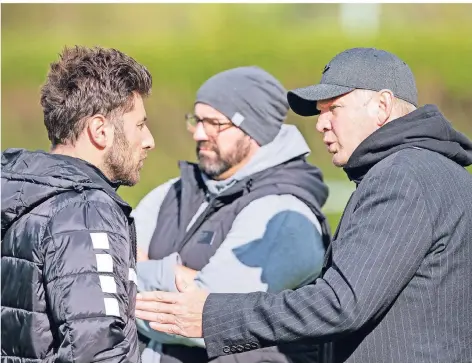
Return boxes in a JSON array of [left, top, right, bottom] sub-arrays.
[[135, 300, 178, 315], [135, 310, 177, 325], [136, 291, 179, 303], [135, 291, 184, 325]]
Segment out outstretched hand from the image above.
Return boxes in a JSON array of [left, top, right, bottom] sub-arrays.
[[135, 272, 209, 337]]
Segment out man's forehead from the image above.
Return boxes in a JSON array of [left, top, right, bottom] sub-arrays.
[[194, 103, 227, 119], [122, 93, 146, 121], [317, 97, 338, 108], [318, 92, 356, 108]]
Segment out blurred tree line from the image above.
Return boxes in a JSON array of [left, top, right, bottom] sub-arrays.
[[2, 3, 472, 230]]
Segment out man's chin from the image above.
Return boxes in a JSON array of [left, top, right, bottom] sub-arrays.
[[119, 180, 136, 187], [198, 156, 218, 169], [199, 162, 227, 179], [332, 154, 347, 168], [119, 173, 140, 187]]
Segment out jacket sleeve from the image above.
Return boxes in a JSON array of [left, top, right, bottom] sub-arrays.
[[194, 194, 325, 293], [202, 165, 434, 359], [43, 199, 135, 363]]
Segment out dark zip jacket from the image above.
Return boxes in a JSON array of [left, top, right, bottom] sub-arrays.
[[1, 149, 140, 363], [202, 104, 472, 363]]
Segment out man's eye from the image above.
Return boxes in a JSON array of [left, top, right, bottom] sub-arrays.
[[329, 105, 340, 112], [138, 124, 145, 130], [205, 119, 219, 126]]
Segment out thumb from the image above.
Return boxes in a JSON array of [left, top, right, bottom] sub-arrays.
[[175, 272, 198, 293]]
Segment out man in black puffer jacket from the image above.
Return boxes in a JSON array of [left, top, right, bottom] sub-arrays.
[[1, 45, 155, 363]]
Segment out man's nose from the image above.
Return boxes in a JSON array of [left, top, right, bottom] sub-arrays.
[[193, 122, 209, 142], [143, 126, 155, 150], [315, 113, 331, 133]]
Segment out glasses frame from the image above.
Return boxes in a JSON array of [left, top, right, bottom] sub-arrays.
[[185, 113, 234, 136]]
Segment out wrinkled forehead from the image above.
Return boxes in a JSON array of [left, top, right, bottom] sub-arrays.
[[317, 97, 337, 108], [316, 95, 344, 111], [317, 90, 364, 110]]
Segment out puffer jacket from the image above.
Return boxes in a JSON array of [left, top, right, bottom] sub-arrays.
[[1, 148, 140, 363]]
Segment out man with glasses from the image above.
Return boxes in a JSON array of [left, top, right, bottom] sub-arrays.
[[133, 66, 331, 363], [135, 48, 472, 363]]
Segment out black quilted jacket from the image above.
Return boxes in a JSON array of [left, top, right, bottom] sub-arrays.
[[1, 149, 140, 363]]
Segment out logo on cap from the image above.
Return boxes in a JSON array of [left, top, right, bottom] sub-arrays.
[[322, 64, 330, 74]]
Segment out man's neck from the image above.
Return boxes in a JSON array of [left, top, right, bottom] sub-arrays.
[[214, 164, 244, 181], [50, 144, 81, 158]]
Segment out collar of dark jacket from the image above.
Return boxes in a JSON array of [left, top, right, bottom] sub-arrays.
[[55, 154, 132, 215], [343, 104, 472, 183]]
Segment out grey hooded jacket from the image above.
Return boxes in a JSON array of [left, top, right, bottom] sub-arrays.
[[133, 125, 330, 362], [1, 149, 140, 363]]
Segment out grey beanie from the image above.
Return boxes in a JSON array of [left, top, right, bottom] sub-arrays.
[[195, 66, 289, 146]]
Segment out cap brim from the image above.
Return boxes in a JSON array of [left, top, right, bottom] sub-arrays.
[[287, 84, 354, 116]]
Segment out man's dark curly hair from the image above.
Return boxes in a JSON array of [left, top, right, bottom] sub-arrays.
[[40, 45, 152, 146]]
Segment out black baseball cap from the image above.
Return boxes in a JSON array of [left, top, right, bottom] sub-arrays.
[[287, 47, 418, 116]]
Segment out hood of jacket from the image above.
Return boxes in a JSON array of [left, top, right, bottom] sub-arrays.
[[1, 148, 130, 236], [344, 104, 472, 183]]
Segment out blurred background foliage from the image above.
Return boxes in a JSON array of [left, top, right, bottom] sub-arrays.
[[2, 3, 472, 232]]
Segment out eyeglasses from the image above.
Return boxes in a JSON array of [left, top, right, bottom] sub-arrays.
[[185, 113, 234, 137]]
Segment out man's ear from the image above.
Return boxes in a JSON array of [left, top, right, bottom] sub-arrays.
[[377, 89, 395, 127], [86, 114, 112, 149]]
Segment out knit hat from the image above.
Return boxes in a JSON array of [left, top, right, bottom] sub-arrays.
[[195, 66, 289, 146]]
